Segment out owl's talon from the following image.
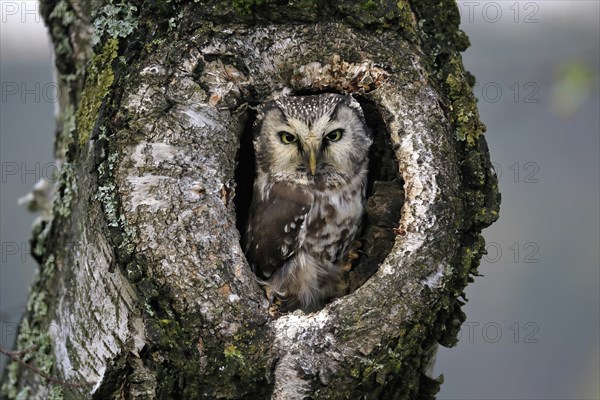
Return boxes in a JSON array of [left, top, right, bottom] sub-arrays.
[[264, 286, 284, 308], [264, 287, 276, 306], [345, 239, 362, 262], [340, 261, 353, 272], [265, 288, 283, 317], [268, 303, 281, 317]]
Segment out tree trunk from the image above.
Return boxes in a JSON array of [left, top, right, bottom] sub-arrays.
[[1, 0, 500, 399]]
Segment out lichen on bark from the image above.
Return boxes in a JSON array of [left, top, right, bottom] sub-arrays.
[[2, 1, 500, 399]]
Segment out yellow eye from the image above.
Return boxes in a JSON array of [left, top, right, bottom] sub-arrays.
[[279, 131, 297, 144], [325, 129, 344, 142]]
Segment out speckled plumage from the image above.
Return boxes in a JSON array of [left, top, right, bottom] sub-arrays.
[[244, 93, 372, 311]]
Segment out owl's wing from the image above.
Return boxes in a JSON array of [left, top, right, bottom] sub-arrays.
[[245, 181, 313, 279]]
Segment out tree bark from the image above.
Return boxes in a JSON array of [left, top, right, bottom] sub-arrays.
[[1, 0, 500, 399]]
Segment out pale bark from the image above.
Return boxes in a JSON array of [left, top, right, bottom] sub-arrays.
[[1, 1, 500, 399]]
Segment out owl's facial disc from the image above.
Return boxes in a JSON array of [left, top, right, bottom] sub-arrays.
[[256, 94, 371, 181]]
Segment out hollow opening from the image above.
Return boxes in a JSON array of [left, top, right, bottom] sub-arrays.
[[233, 107, 257, 238], [233, 94, 404, 306], [346, 97, 404, 294]]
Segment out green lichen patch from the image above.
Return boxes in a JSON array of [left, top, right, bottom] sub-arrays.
[[474, 206, 499, 227], [27, 291, 49, 319], [221, 343, 253, 380], [95, 183, 119, 227], [41, 254, 57, 278], [30, 219, 51, 263], [444, 56, 485, 145], [48, 386, 64, 400], [48, 0, 76, 26], [409, 1, 484, 145], [1, 362, 20, 399], [53, 163, 76, 218], [93, 3, 139, 45], [94, 176, 137, 260], [0, 320, 56, 400], [43, 0, 75, 65], [76, 38, 119, 147]]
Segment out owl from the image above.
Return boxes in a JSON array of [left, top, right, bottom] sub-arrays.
[[244, 93, 372, 312]]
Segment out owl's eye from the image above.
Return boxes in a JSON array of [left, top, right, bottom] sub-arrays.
[[279, 131, 297, 144], [325, 129, 344, 142]]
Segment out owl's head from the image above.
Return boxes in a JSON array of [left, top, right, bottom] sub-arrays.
[[253, 94, 372, 184]]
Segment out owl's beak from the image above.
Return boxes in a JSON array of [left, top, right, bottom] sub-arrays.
[[309, 149, 317, 175], [304, 137, 320, 175]]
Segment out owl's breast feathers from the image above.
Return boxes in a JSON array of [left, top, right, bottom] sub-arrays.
[[245, 181, 313, 279]]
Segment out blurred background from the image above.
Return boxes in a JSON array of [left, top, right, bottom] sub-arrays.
[[1, 1, 598, 398]]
